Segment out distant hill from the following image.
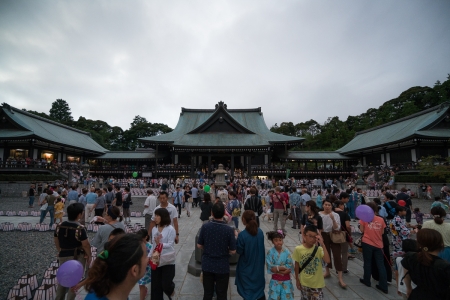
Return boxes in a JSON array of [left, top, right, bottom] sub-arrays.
[[270, 74, 450, 151]]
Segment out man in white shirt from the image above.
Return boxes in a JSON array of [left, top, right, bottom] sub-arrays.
[[143, 189, 158, 231], [149, 191, 179, 244]]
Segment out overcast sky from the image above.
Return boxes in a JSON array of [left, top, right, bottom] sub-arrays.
[[1, 1, 449, 131]]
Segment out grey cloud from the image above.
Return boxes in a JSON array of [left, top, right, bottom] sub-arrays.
[[1, 0, 449, 130]]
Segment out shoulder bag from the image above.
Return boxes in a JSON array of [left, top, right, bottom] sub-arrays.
[[331, 230, 346, 243], [299, 246, 319, 272]]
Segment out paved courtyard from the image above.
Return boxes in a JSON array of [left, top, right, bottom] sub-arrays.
[[0, 202, 406, 300]]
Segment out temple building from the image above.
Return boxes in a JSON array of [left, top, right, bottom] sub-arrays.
[[138, 101, 304, 178], [0, 101, 449, 179], [0, 103, 106, 164]]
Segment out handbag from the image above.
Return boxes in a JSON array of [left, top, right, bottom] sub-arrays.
[[188, 197, 193, 203], [40, 203, 48, 210], [330, 230, 346, 243], [341, 225, 353, 243], [353, 234, 363, 248]]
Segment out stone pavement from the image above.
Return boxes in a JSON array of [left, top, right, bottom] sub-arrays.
[[1, 207, 403, 300]]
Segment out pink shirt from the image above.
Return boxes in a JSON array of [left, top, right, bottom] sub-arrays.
[[360, 216, 386, 249]]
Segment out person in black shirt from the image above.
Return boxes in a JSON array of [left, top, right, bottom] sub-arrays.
[[402, 228, 450, 299], [28, 184, 36, 208], [54, 203, 91, 300], [197, 202, 236, 300], [244, 187, 263, 227], [396, 187, 413, 224], [113, 184, 123, 214]]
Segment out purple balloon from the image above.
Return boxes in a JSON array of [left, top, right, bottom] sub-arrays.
[[355, 205, 374, 223], [57, 260, 84, 287]]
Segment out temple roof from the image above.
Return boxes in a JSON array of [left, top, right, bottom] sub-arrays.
[[338, 102, 450, 154], [140, 101, 304, 147], [283, 151, 353, 160], [96, 151, 159, 160], [0, 103, 107, 154]]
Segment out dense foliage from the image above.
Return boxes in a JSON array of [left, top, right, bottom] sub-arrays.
[[23, 100, 172, 150], [270, 74, 450, 151]]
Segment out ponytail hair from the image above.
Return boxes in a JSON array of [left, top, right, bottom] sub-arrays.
[[84, 234, 144, 297], [430, 207, 446, 225], [306, 200, 319, 215], [416, 228, 444, 266], [242, 210, 258, 236], [107, 206, 123, 222]]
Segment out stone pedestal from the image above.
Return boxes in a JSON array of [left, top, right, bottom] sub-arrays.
[[187, 227, 239, 277]]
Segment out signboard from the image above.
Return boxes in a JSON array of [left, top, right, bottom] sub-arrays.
[[142, 172, 152, 178]]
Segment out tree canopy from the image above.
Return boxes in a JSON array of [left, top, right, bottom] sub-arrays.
[[24, 100, 173, 151], [49, 99, 73, 122], [270, 74, 450, 151]]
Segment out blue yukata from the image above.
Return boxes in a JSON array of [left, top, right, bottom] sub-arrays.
[[235, 228, 266, 300], [266, 247, 294, 300], [138, 242, 152, 285]]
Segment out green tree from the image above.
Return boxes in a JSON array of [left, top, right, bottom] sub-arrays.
[[418, 155, 450, 181], [49, 99, 73, 122], [123, 116, 172, 150]]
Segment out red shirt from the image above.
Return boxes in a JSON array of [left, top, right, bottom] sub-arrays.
[[272, 193, 286, 210]]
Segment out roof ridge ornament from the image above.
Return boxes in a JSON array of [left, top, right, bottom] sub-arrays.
[[1, 102, 13, 113], [215, 101, 227, 110]]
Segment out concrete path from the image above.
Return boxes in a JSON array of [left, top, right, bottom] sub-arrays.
[[1, 208, 402, 300]]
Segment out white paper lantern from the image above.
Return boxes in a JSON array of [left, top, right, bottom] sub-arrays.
[[8, 284, 32, 300], [17, 274, 38, 291], [33, 284, 56, 300]]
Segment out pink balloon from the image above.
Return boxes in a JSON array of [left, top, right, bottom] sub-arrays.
[[57, 260, 84, 287], [355, 205, 374, 223]]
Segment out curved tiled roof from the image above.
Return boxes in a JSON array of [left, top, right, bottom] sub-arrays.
[[140, 102, 303, 147], [0, 104, 107, 154], [338, 102, 450, 154]]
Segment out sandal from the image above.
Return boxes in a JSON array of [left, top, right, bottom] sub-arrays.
[[339, 282, 347, 289], [348, 255, 356, 259]]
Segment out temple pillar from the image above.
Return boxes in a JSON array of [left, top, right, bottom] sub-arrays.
[[190, 154, 195, 178], [154, 144, 158, 178], [208, 154, 211, 179], [230, 154, 234, 177], [247, 155, 251, 177]]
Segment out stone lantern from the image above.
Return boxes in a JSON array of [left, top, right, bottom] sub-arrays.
[[212, 164, 227, 188], [355, 161, 366, 188]]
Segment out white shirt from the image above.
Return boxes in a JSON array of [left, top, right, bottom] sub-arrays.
[[151, 203, 178, 226], [396, 257, 416, 294], [319, 211, 341, 232], [143, 195, 157, 215], [151, 225, 176, 266], [153, 225, 176, 267]]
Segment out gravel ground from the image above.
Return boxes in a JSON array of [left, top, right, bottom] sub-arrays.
[[0, 231, 95, 299]]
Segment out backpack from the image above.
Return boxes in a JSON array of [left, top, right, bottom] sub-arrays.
[[231, 199, 241, 217], [385, 201, 396, 219]]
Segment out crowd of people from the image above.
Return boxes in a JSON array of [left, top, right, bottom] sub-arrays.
[[42, 174, 450, 300]]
